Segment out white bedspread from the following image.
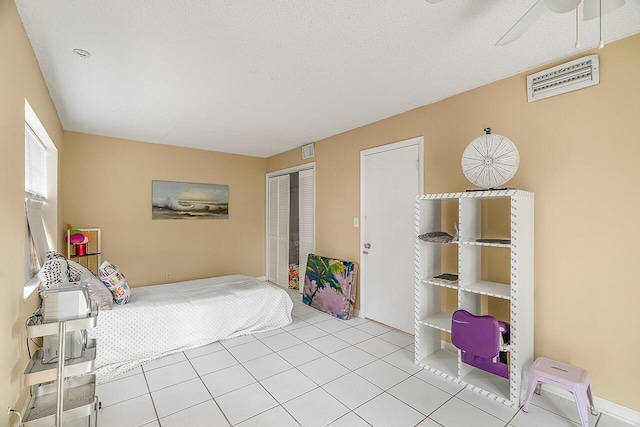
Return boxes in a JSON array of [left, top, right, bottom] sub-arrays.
[[89, 275, 293, 382]]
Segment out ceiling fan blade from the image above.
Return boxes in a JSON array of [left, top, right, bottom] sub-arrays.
[[496, 0, 548, 46], [582, 0, 625, 20], [544, 0, 581, 14]]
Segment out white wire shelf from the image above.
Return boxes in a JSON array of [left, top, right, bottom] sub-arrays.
[[421, 278, 459, 290], [24, 340, 97, 386], [460, 240, 511, 248], [26, 301, 98, 338], [23, 375, 97, 427]]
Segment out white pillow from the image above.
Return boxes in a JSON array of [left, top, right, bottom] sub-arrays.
[[83, 276, 113, 311], [68, 260, 113, 311]]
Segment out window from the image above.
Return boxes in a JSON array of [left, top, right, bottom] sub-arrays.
[[25, 124, 47, 198], [24, 99, 57, 298]]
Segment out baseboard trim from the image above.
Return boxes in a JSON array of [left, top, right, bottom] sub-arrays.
[[540, 384, 640, 426], [353, 308, 360, 317], [255, 276, 267, 281]]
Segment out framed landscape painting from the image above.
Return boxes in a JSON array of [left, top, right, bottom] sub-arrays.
[[152, 180, 229, 220]]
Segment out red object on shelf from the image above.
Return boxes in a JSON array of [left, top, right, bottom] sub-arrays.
[[76, 243, 87, 256]]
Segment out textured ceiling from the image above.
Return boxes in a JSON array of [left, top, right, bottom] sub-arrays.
[[15, 0, 640, 157]]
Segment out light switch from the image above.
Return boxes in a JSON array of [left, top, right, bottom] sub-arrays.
[[353, 217, 359, 227]]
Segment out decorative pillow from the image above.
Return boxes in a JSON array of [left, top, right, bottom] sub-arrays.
[[98, 261, 131, 305], [44, 250, 65, 262], [38, 251, 71, 287]]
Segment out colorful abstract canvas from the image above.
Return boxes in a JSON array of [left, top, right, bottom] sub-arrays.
[[303, 253, 358, 320], [289, 264, 299, 290]]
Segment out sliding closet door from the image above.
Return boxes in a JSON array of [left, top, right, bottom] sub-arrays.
[[267, 178, 278, 284], [276, 176, 290, 286], [298, 169, 315, 293], [267, 175, 290, 287]]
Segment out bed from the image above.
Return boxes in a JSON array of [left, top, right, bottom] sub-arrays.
[[88, 275, 293, 382]]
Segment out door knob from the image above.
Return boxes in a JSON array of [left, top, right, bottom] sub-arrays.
[[364, 243, 371, 249]]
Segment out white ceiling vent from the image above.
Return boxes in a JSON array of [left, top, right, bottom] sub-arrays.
[[302, 142, 315, 159], [527, 54, 599, 103]]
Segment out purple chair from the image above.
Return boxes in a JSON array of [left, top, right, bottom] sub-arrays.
[[451, 309, 510, 379]]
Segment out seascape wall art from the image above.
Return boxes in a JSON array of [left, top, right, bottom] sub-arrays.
[[152, 180, 229, 220]]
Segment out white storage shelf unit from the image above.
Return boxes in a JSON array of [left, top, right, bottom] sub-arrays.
[[23, 302, 99, 427], [414, 189, 534, 408]]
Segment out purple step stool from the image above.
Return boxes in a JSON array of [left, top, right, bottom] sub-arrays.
[[523, 357, 597, 427]]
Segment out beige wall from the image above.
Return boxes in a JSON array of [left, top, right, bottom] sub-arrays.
[[3, 0, 640, 415], [62, 133, 267, 286], [267, 35, 640, 410], [0, 0, 65, 424]]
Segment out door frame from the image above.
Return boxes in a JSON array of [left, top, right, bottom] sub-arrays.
[[359, 137, 424, 320], [265, 162, 316, 287]]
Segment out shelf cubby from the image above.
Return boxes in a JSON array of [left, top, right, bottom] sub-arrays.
[[415, 323, 458, 378], [460, 367, 511, 402], [416, 348, 458, 378]]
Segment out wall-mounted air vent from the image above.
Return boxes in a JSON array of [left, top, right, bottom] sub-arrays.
[[527, 54, 599, 103], [302, 142, 315, 159]]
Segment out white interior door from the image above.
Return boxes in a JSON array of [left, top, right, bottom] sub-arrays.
[[361, 137, 423, 334]]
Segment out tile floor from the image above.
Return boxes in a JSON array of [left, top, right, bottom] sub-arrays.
[[94, 288, 633, 427]]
